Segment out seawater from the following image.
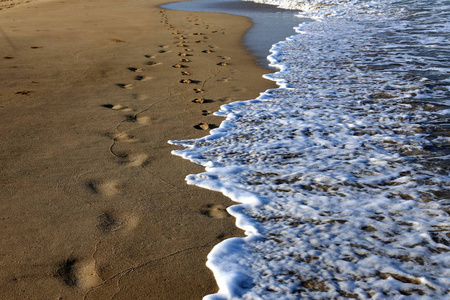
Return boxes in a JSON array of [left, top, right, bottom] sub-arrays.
[[170, 0, 450, 299]]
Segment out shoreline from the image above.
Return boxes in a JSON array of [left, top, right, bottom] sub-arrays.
[[0, 0, 275, 298]]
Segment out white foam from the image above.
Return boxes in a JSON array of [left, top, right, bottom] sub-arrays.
[[170, 0, 450, 298]]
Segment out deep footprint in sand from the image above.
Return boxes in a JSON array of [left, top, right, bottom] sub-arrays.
[[116, 83, 133, 90], [56, 258, 102, 289], [172, 64, 188, 68], [201, 204, 230, 219], [128, 67, 143, 72], [179, 79, 200, 84], [193, 122, 217, 130], [101, 104, 132, 112], [192, 98, 213, 104]]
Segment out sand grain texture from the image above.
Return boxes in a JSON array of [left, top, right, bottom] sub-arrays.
[[0, 0, 275, 298]]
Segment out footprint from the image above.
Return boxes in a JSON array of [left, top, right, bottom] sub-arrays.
[[146, 61, 161, 66], [116, 83, 133, 89], [97, 212, 138, 233], [128, 67, 143, 72], [192, 32, 204, 36], [217, 62, 229, 66], [2, 56, 14, 59], [194, 122, 217, 130], [132, 94, 149, 101], [179, 79, 200, 84], [218, 55, 231, 60], [56, 258, 102, 289], [119, 153, 148, 167], [101, 104, 131, 111], [125, 114, 151, 125], [144, 54, 155, 58], [86, 179, 125, 197], [180, 58, 191, 63], [217, 77, 232, 82], [14, 90, 34, 95], [172, 64, 188, 68], [181, 71, 191, 76], [192, 98, 213, 104], [195, 40, 205, 44], [134, 75, 152, 81], [97, 212, 123, 232], [159, 45, 169, 49], [109, 38, 125, 43], [30, 46, 43, 49], [202, 110, 213, 116], [202, 50, 214, 53], [193, 88, 204, 93], [113, 133, 138, 143], [177, 43, 188, 48], [178, 52, 192, 57], [201, 204, 230, 219]]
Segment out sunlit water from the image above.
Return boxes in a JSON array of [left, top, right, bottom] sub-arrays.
[[170, 0, 450, 298]]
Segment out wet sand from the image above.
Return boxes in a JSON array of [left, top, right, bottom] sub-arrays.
[[0, 0, 275, 298]]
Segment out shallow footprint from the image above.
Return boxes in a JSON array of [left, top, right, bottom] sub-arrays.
[[146, 61, 161, 66], [135, 75, 152, 81], [119, 153, 148, 167], [201, 204, 230, 219], [97, 212, 139, 233], [125, 114, 151, 125], [86, 179, 125, 197]]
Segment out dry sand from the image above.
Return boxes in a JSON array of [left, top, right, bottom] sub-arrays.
[[0, 0, 275, 298]]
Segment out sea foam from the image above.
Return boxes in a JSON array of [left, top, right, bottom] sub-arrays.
[[170, 0, 449, 298]]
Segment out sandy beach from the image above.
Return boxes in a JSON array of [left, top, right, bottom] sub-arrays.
[[0, 0, 275, 298]]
